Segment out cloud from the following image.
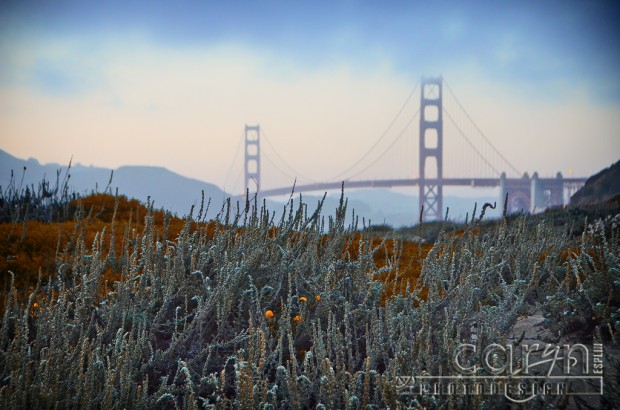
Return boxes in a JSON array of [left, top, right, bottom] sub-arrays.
[[31, 63, 81, 96], [2, 1, 619, 103], [0, 35, 417, 190], [0, 11, 618, 193]]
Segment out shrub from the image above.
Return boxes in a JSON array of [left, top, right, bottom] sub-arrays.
[[0, 187, 618, 408]]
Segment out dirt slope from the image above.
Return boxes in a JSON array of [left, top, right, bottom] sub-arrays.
[[570, 159, 620, 207]]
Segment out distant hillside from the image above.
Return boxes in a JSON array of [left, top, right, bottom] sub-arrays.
[[0, 149, 227, 217], [570, 159, 620, 207], [267, 189, 503, 228], [1, 149, 504, 227]]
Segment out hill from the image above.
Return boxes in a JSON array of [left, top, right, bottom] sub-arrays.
[[570, 159, 620, 207], [267, 189, 503, 229], [0, 149, 504, 228], [0, 149, 227, 218]]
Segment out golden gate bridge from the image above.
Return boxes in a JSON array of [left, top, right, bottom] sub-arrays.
[[225, 77, 586, 222]]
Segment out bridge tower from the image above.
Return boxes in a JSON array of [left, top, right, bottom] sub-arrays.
[[500, 171, 568, 214], [419, 77, 443, 221], [500, 172, 531, 213], [244, 125, 261, 193]]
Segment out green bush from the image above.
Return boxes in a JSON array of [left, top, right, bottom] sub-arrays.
[[0, 189, 618, 409]]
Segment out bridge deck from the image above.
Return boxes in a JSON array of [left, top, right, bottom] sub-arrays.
[[258, 177, 588, 197]]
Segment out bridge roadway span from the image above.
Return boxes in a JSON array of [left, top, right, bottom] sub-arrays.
[[258, 177, 588, 197]]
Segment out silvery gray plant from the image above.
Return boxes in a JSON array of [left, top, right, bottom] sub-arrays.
[[0, 185, 618, 409]]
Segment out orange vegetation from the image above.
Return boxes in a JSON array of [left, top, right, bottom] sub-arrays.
[[342, 233, 434, 303], [2, 193, 435, 308], [0, 194, 218, 297]]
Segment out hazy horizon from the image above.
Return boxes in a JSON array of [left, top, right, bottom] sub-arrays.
[[1, 1, 619, 196]]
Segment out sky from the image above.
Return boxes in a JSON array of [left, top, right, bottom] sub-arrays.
[[1, 0, 619, 196]]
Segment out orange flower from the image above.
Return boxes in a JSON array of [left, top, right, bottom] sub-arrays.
[[33, 302, 38, 308], [293, 315, 302, 323], [315, 295, 321, 301], [299, 297, 308, 303], [265, 310, 274, 319]]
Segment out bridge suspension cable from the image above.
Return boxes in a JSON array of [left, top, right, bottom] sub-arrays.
[[345, 107, 420, 180], [260, 127, 318, 184], [443, 108, 500, 176], [329, 82, 420, 181], [260, 148, 297, 184], [232, 76, 528, 197], [223, 129, 245, 195], [443, 79, 521, 177]]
